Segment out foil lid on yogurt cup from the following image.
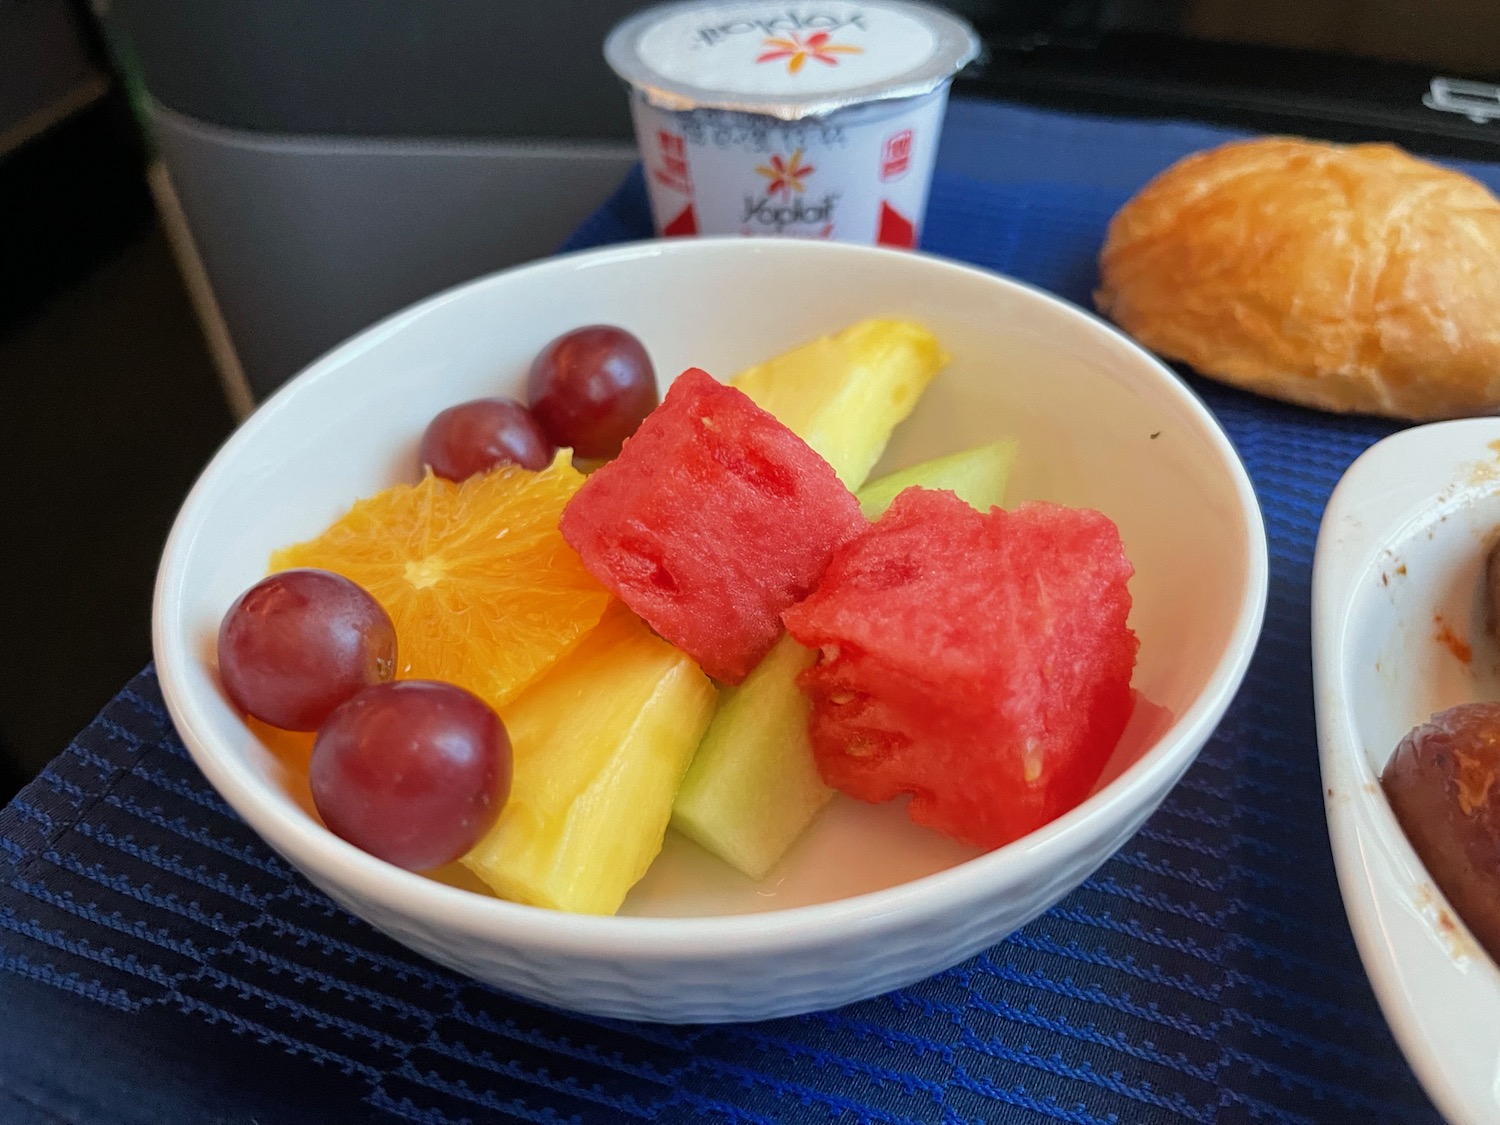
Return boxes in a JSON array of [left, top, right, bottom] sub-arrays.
[[604, 0, 981, 121]]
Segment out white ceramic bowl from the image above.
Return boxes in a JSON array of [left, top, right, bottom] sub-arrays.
[[154, 238, 1267, 1023], [1315, 419, 1500, 1125]]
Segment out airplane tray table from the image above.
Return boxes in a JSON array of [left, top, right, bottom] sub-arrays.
[[2, 99, 1490, 1124]]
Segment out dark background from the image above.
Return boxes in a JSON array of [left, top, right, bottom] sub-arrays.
[[3, 0, 1498, 801], [1, 0, 234, 799]]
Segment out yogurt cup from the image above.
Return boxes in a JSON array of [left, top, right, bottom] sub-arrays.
[[604, 0, 980, 247]]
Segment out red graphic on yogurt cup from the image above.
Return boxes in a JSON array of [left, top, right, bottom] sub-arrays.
[[877, 201, 916, 248], [663, 203, 698, 237], [881, 129, 913, 181], [653, 129, 693, 195], [756, 31, 862, 74]]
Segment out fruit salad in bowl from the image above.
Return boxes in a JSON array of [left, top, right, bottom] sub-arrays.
[[153, 237, 1267, 1022]]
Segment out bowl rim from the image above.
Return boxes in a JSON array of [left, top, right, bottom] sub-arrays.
[[154, 235, 1269, 954]]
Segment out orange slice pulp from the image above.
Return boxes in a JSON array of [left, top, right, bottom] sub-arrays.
[[270, 451, 611, 711]]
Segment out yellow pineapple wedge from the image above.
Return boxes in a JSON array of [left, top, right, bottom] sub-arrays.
[[729, 318, 948, 489], [462, 603, 718, 914]]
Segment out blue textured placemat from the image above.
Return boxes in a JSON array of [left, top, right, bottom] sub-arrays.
[[4, 100, 1489, 1124]]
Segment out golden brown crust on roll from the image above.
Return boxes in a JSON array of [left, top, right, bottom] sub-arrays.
[[1095, 137, 1500, 420]]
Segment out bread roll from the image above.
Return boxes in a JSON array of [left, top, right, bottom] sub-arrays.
[[1096, 137, 1500, 420]]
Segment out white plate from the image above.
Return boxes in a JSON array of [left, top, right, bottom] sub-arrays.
[[1314, 418, 1500, 1125]]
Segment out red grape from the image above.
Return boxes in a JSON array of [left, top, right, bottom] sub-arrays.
[[420, 397, 555, 480], [527, 325, 658, 459], [218, 569, 396, 730], [309, 680, 510, 870]]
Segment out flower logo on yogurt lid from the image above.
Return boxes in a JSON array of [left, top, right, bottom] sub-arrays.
[[755, 150, 815, 199], [755, 31, 863, 74]]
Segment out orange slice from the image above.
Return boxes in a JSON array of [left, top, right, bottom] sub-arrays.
[[270, 452, 611, 710]]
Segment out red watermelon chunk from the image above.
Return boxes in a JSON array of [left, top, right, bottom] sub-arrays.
[[782, 487, 1138, 849], [560, 367, 864, 683]]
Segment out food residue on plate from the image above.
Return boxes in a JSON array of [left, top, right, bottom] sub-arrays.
[[1414, 882, 1484, 963], [1433, 614, 1474, 664]]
